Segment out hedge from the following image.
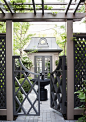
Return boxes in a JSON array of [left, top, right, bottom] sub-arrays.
[[15, 87, 23, 112], [15, 77, 33, 93]]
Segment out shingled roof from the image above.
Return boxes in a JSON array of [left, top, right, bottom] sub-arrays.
[[24, 37, 62, 53]]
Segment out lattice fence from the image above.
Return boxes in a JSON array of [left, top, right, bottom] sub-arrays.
[[0, 34, 6, 109], [50, 56, 67, 115], [74, 33, 86, 108]]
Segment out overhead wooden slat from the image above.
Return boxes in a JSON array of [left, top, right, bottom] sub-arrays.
[[3, 0, 14, 15], [0, 0, 85, 16], [32, 0, 36, 15], [65, 0, 73, 15], [11, 8, 80, 11], [73, 0, 81, 15], [2, 2, 83, 6], [42, 0, 44, 15]]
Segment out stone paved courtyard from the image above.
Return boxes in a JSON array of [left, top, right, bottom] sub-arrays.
[[0, 85, 77, 122], [15, 99, 77, 122]]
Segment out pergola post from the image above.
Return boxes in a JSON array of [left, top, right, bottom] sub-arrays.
[[67, 20, 74, 120], [6, 20, 13, 120]]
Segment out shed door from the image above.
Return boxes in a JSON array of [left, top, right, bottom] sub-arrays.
[[34, 56, 52, 78]]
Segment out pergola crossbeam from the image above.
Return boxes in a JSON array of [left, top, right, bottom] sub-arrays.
[[0, 13, 85, 22], [32, 0, 36, 15], [3, 0, 14, 15], [65, 0, 72, 15], [42, 0, 44, 15]]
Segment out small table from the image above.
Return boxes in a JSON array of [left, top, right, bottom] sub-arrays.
[[31, 78, 50, 101]]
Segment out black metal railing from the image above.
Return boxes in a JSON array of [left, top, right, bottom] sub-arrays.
[[50, 56, 67, 115], [13, 56, 40, 116]]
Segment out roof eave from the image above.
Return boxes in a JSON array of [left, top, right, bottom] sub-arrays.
[[24, 49, 63, 53]]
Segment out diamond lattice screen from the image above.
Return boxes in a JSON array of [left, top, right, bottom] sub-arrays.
[[0, 35, 6, 109], [50, 56, 67, 115], [74, 34, 86, 108]]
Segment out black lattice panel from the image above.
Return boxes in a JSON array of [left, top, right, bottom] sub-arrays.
[[74, 34, 86, 108], [0, 35, 6, 109], [50, 56, 67, 115]]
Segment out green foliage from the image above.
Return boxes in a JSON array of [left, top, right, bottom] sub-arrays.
[[57, 82, 59, 87], [55, 24, 67, 55], [77, 5, 85, 13], [75, 80, 86, 121], [27, 49, 38, 54], [47, 73, 50, 79], [44, 5, 53, 10], [15, 54, 33, 70], [13, 22, 34, 56], [78, 115, 86, 122], [15, 87, 23, 112], [55, 60, 59, 66], [21, 56, 33, 69], [15, 77, 33, 93], [11, 0, 32, 12], [75, 80, 86, 103], [0, 22, 6, 33], [52, 12, 58, 15]]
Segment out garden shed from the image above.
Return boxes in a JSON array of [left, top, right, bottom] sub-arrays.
[[24, 37, 62, 77]]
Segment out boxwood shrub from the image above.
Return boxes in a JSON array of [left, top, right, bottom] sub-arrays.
[[15, 77, 33, 93], [15, 87, 23, 112]]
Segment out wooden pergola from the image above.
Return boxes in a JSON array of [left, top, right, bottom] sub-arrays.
[[0, 0, 85, 21], [0, 0, 86, 121]]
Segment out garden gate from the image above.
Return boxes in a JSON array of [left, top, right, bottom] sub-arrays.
[[50, 56, 67, 115], [13, 56, 40, 116]]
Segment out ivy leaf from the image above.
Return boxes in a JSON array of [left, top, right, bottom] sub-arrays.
[[78, 92, 85, 100]]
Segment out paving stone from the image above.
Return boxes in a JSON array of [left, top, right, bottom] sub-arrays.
[[28, 119, 33, 122], [46, 118, 51, 121], [15, 121, 25, 122], [12, 85, 77, 122], [70, 120, 75, 122], [43, 120, 47, 122], [38, 118, 42, 121], [33, 119, 38, 122]]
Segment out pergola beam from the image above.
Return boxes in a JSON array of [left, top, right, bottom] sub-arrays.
[[0, 13, 85, 22], [3, 0, 14, 15], [32, 0, 36, 15], [42, 0, 44, 15], [10, 18, 81, 22], [73, 1, 81, 15], [65, 0, 72, 15]]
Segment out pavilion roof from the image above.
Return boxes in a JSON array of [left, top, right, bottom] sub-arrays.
[[24, 37, 62, 53]]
